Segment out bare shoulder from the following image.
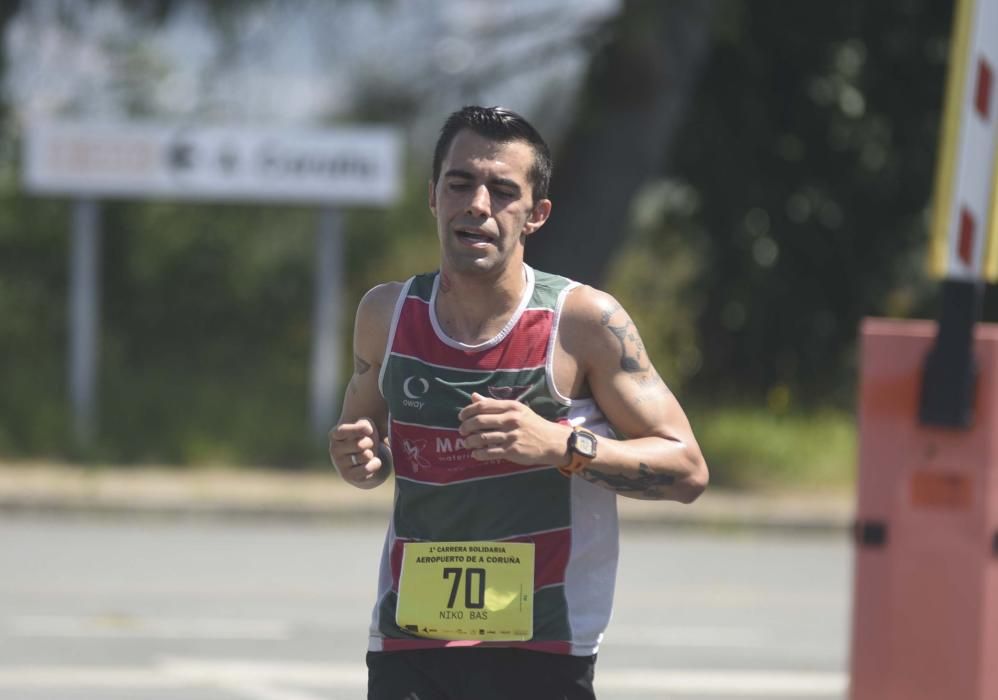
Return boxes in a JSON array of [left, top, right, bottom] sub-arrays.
[[560, 285, 641, 366], [359, 281, 405, 320], [562, 285, 621, 325], [354, 281, 405, 362]]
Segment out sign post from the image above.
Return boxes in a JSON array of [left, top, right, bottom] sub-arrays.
[[24, 121, 401, 447], [68, 199, 101, 447], [849, 1, 998, 697], [310, 208, 346, 442]]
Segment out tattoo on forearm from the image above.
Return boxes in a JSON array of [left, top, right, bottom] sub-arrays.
[[601, 306, 650, 374], [581, 462, 676, 497], [354, 354, 372, 375]]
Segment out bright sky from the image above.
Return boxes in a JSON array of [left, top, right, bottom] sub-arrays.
[[4, 0, 619, 149]]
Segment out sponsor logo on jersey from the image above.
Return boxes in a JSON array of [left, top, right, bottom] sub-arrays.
[[402, 438, 430, 472], [435, 436, 468, 453], [403, 376, 430, 409]]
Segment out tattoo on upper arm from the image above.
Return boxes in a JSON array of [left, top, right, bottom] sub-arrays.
[[600, 302, 622, 326], [600, 302, 674, 403], [581, 462, 677, 498], [354, 354, 372, 375], [601, 305, 649, 374]]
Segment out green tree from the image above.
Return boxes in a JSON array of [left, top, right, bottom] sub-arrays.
[[550, 0, 954, 407], [669, 0, 953, 404]]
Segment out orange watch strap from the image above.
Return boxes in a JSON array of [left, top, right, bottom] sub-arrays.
[[558, 453, 588, 477]]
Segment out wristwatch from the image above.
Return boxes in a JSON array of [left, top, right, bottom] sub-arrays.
[[559, 426, 598, 477]]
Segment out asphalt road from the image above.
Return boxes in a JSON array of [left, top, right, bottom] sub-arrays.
[[0, 514, 853, 700]]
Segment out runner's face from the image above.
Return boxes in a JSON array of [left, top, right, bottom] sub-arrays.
[[430, 130, 550, 276]]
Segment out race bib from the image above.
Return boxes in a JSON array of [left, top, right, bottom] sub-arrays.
[[396, 541, 534, 642]]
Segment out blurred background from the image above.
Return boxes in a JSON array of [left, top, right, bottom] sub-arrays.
[[6, 2, 986, 698], [0, 0, 968, 490]]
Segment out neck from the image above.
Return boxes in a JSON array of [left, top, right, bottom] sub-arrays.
[[435, 262, 527, 344]]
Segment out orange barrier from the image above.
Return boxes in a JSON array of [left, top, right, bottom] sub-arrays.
[[850, 318, 998, 699]]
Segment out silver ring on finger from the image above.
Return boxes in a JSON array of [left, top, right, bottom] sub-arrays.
[[350, 453, 359, 466]]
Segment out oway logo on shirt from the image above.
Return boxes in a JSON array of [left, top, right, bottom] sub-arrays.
[[403, 376, 429, 409]]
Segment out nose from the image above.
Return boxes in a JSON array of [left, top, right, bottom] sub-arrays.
[[467, 185, 491, 217]]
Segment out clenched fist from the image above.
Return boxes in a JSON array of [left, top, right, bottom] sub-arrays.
[[328, 418, 388, 488], [458, 392, 570, 465]]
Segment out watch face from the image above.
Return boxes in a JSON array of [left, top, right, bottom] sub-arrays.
[[574, 431, 597, 458]]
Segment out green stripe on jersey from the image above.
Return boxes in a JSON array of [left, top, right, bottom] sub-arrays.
[[407, 273, 435, 302], [534, 585, 571, 641], [529, 269, 575, 308], [394, 469, 570, 541], [385, 357, 565, 428]]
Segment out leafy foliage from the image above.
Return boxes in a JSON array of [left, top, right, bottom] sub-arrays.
[[689, 405, 856, 489], [608, 0, 953, 408], [0, 1, 968, 479]]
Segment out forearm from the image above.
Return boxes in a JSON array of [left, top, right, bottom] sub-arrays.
[[575, 434, 707, 503]]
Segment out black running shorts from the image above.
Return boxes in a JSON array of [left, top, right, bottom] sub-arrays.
[[367, 647, 597, 700]]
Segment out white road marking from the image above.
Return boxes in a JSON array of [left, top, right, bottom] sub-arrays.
[[606, 624, 840, 659], [10, 615, 776, 649], [607, 624, 768, 648], [211, 680, 332, 700], [159, 659, 366, 686], [0, 667, 189, 689], [0, 659, 847, 697], [9, 615, 290, 640], [597, 668, 846, 696]]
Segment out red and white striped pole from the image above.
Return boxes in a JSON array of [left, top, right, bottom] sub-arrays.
[[921, 0, 998, 426]]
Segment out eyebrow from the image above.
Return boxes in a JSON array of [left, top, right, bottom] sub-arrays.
[[443, 169, 521, 191]]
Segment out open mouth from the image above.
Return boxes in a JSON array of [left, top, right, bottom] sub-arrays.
[[456, 229, 494, 245]]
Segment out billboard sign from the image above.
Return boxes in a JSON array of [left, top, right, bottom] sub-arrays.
[[23, 121, 402, 205]]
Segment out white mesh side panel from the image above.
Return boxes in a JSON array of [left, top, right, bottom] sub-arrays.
[[563, 399, 620, 655]]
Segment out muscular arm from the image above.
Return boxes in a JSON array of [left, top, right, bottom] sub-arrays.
[[561, 287, 708, 502], [328, 283, 400, 489]]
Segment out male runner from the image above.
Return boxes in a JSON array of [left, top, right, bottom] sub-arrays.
[[329, 105, 708, 700]]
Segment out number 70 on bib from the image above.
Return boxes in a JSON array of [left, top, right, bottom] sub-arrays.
[[395, 541, 535, 642]]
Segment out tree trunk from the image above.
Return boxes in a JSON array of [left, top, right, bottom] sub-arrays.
[[526, 0, 717, 285]]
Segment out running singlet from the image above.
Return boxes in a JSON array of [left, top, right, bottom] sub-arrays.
[[370, 264, 619, 656]]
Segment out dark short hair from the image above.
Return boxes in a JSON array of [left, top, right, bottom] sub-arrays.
[[432, 105, 552, 202]]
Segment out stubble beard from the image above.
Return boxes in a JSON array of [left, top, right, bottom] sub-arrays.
[[441, 232, 504, 277], [445, 249, 499, 278]]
